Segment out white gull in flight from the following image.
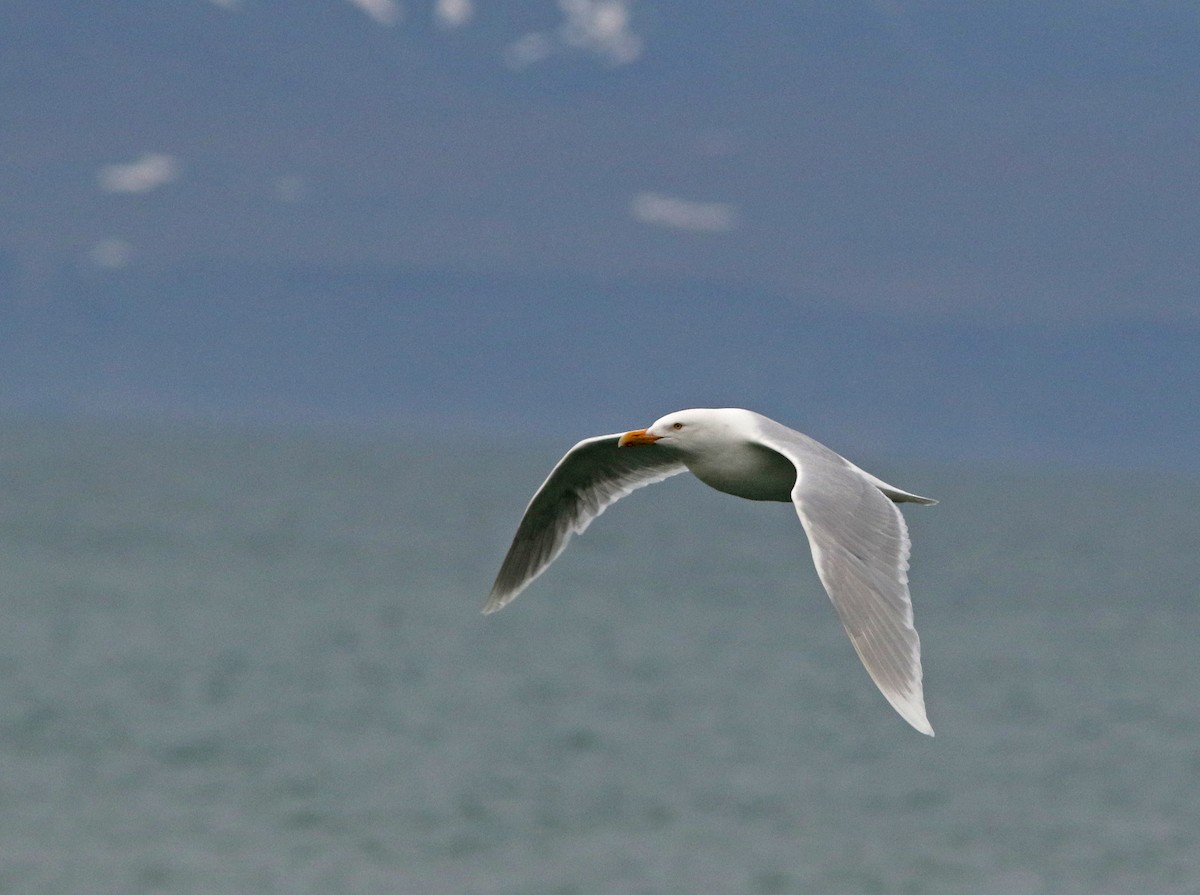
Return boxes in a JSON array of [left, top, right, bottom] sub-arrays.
[[485, 408, 938, 735]]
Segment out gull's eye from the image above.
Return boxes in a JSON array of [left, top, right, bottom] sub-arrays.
[[671, 422, 684, 430]]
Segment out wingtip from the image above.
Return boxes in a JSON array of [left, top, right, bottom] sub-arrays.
[[481, 591, 509, 615], [885, 687, 935, 736], [900, 701, 935, 736], [905, 493, 938, 506]]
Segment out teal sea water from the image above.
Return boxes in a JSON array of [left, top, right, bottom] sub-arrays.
[[1, 420, 1198, 894]]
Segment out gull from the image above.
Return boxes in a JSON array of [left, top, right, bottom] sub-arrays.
[[485, 408, 938, 735]]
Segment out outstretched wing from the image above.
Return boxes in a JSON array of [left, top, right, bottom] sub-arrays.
[[757, 426, 934, 735], [484, 434, 687, 614]]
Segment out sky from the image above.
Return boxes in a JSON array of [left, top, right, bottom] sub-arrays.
[[1, 1, 1197, 469]]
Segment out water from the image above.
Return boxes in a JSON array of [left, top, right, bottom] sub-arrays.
[[1, 420, 1198, 894]]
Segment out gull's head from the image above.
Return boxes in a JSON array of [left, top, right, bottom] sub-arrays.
[[618, 408, 756, 452]]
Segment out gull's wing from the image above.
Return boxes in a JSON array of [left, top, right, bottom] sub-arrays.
[[756, 426, 934, 735], [484, 434, 687, 614]]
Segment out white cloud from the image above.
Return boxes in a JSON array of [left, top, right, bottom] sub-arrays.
[[559, 0, 641, 65], [346, 0, 403, 26], [89, 238, 134, 269], [504, 32, 555, 69], [505, 0, 642, 69], [97, 153, 179, 194], [630, 193, 737, 233], [434, 0, 473, 28], [205, 0, 240, 9]]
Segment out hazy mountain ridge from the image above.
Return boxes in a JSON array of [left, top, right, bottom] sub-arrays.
[[3, 260, 1195, 470]]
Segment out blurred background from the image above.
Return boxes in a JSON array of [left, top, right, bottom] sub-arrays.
[[3, 0, 1197, 467], [2, 3, 1200, 894]]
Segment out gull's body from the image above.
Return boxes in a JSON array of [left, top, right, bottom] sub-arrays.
[[485, 408, 938, 735]]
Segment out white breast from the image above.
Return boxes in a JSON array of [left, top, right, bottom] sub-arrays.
[[685, 441, 797, 502]]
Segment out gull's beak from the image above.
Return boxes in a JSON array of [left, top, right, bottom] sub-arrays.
[[618, 428, 660, 447]]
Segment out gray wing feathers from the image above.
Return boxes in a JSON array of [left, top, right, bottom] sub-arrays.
[[793, 466, 933, 735], [752, 419, 933, 734], [484, 434, 686, 614]]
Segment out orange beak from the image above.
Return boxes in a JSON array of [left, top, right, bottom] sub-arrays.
[[618, 428, 661, 447]]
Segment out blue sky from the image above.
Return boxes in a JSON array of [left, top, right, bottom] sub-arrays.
[[1, 1, 1197, 467]]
